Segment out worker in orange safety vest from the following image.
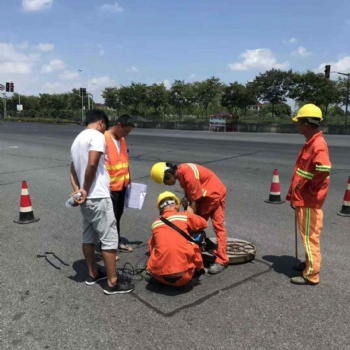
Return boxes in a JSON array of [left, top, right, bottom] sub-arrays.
[[104, 114, 134, 254], [147, 191, 208, 288], [150, 162, 229, 274], [286, 103, 331, 286]]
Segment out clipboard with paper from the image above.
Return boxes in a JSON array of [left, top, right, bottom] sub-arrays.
[[124, 183, 147, 209]]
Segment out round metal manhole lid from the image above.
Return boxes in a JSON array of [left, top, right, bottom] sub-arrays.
[[202, 237, 257, 265]]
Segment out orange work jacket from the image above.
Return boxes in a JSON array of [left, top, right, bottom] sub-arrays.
[[104, 131, 130, 191], [147, 208, 208, 276], [177, 163, 226, 215], [286, 131, 331, 208]]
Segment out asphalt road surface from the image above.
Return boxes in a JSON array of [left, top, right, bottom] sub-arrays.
[[1, 122, 349, 350]]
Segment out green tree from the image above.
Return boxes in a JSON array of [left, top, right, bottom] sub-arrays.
[[222, 82, 256, 116], [102, 87, 123, 114], [196, 77, 223, 122], [289, 71, 342, 122], [118, 83, 148, 116], [260, 102, 291, 121], [169, 80, 189, 120], [146, 83, 168, 120], [250, 69, 293, 121]]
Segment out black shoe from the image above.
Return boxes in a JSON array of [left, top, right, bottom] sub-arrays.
[[290, 276, 318, 286], [193, 268, 205, 278], [293, 262, 306, 272], [85, 270, 107, 285], [103, 281, 135, 295]]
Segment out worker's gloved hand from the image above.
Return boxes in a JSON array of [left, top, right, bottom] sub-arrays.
[[181, 196, 189, 209]]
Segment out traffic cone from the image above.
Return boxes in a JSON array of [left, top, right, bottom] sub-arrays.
[[337, 176, 350, 217], [14, 181, 40, 224], [265, 169, 285, 204]]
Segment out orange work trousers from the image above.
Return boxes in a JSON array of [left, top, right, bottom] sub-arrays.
[[154, 268, 195, 288], [200, 195, 229, 266], [296, 207, 323, 284]]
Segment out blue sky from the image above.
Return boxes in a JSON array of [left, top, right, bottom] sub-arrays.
[[1, 0, 350, 103]]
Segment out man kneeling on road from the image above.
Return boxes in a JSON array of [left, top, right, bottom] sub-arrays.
[[147, 191, 208, 289]]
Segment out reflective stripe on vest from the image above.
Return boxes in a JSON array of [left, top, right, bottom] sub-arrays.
[[187, 163, 207, 197], [104, 131, 130, 191]]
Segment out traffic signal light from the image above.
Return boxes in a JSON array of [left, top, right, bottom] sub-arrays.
[[5, 82, 14, 92], [324, 65, 331, 79], [80, 87, 87, 97]]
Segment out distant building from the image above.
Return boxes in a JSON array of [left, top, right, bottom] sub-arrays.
[[209, 110, 237, 132], [247, 102, 264, 112], [94, 103, 106, 109]]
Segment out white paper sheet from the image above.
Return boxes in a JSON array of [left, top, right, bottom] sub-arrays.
[[124, 183, 147, 209]]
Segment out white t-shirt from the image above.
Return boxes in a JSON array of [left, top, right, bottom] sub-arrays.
[[70, 128, 110, 199]]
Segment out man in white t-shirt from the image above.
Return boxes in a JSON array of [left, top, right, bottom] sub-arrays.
[[70, 109, 134, 295]]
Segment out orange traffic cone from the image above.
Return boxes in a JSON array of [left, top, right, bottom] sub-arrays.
[[14, 181, 40, 224], [337, 176, 350, 217], [265, 169, 285, 204]]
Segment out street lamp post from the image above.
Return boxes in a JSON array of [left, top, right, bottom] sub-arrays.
[[337, 72, 350, 127]]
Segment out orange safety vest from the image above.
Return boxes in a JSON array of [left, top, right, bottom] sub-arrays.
[[286, 131, 331, 208], [177, 163, 226, 215], [147, 208, 207, 276], [104, 131, 130, 191]]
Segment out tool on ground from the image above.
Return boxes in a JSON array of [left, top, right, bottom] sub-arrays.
[[36, 252, 69, 269]]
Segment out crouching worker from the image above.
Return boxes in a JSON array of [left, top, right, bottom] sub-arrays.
[[147, 191, 208, 289]]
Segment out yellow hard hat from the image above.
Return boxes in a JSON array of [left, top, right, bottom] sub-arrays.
[[157, 191, 180, 209], [292, 103, 323, 122], [150, 162, 167, 184]]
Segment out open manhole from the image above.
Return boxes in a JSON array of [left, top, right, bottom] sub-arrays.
[[202, 237, 256, 265]]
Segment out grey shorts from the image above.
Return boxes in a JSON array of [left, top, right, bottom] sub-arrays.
[[80, 198, 119, 250]]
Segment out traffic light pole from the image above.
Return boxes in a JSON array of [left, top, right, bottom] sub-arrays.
[[2, 93, 7, 119], [338, 72, 350, 127]]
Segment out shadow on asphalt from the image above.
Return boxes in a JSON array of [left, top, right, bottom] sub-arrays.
[[262, 255, 301, 278], [68, 259, 89, 283]]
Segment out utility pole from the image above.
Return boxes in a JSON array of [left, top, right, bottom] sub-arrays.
[[337, 72, 350, 127], [78, 69, 90, 110]]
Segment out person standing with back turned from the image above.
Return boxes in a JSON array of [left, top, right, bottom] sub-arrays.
[[286, 103, 331, 286], [70, 109, 134, 295], [150, 162, 229, 274]]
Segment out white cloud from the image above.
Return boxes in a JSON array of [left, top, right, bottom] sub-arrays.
[[37, 43, 54, 52], [228, 49, 289, 71], [99, 2, 124, 13], [41, 59, 65, 73], [318, 56, 350, 76], [292, 46, 311, 57], [0, 43, 34, 74], [127, 66, 139, 73], [22, 0, 53, 12], [16, 41, 30, 50], [283, 37, 298, 44], [157, 79, 171, 89], [59, 70, 80, 80]]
